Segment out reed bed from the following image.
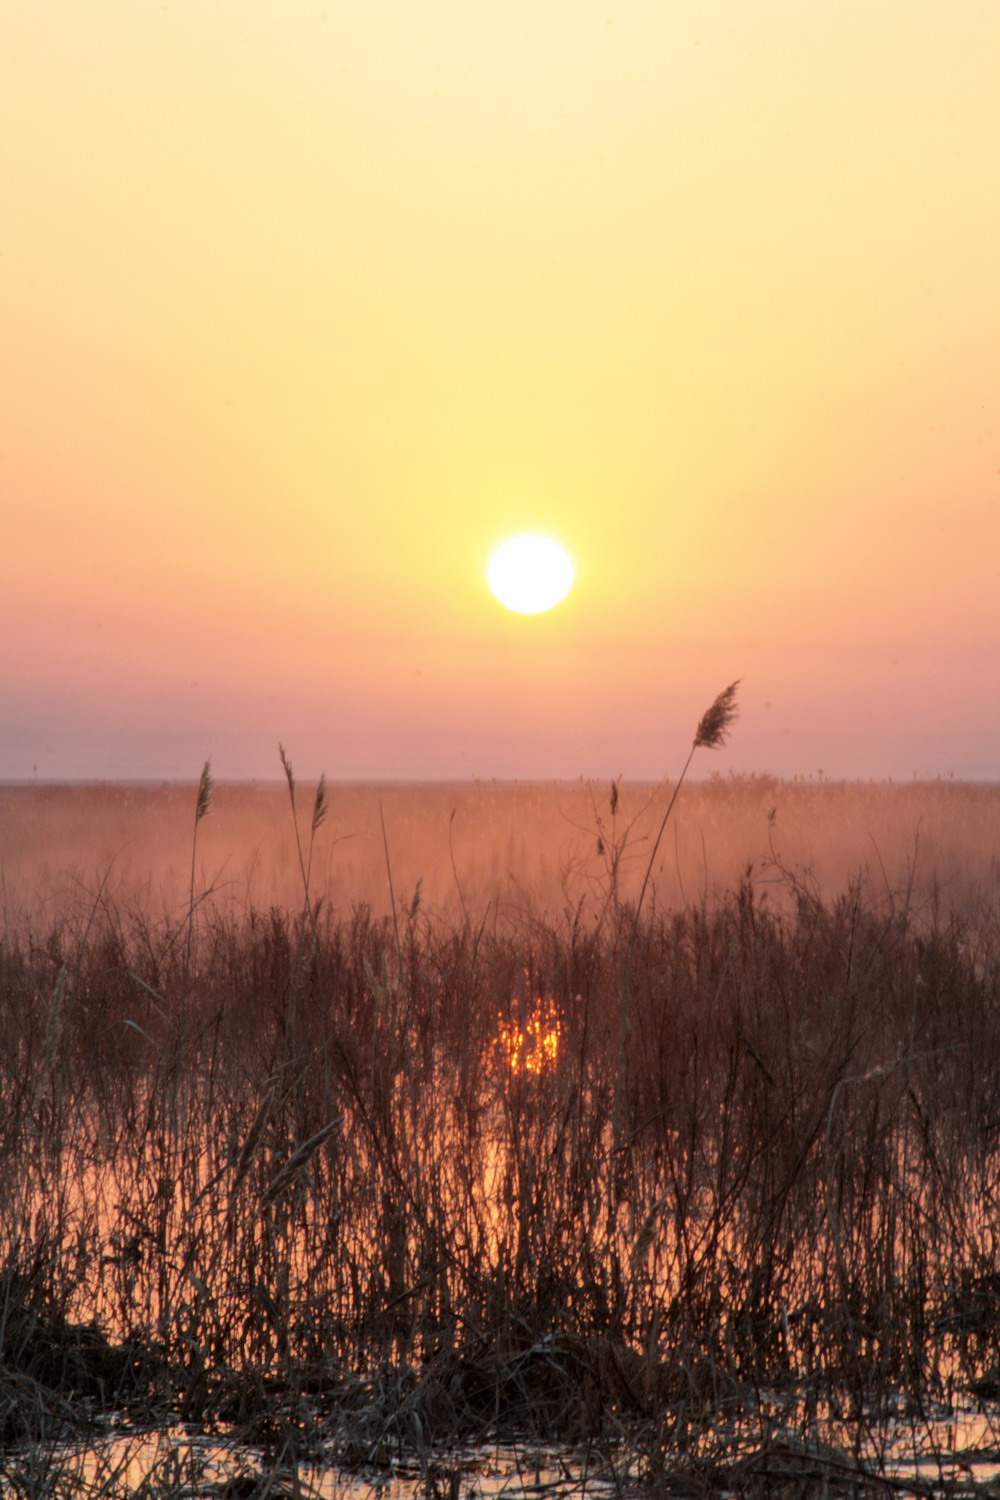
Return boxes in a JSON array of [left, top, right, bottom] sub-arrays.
[[2, 823, 1000, 1495]]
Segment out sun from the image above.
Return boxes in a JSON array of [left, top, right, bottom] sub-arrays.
[[487, 534, 574, 614]]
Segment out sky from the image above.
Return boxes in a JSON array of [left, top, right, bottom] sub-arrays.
[[3, 0, 998, 782]]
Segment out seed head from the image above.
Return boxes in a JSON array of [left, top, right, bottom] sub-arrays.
[[195, 759, 214, 823], [278, 742, 295, 797], [693, 680, 741, 750], [311, 772, 328, 836]]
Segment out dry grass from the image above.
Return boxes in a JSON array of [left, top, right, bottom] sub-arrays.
[[1, 771, 999, 1492]]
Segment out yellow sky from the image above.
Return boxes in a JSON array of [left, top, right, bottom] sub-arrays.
[[3, 0, 998, 779]]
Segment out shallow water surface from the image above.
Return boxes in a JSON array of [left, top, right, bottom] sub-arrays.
[[4, 1428, 622, 1500], [12, 1399, 1000, 1499]]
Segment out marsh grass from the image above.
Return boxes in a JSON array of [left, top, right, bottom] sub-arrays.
[[2, 766, 1000, 1494], [631, 680, 741, 940], [185, 759, 215, 983]]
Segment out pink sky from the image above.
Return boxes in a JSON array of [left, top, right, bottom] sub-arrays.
[[3, 2, 998, 782]]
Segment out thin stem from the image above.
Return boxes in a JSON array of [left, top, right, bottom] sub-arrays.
[[186, 759, 213, 980], [380, 800, 404, 978], [630, 742, 696, 947]]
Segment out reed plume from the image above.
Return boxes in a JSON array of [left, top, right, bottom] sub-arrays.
[[631, 680, 741, 940], [194, 757, 215, 824], [279, 743, 328, 935], [311, 773, 328, 838], [186, 758, 214, 978], [693, 678, 740, 750]]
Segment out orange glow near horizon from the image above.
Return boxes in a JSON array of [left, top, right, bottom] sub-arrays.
[[2, 2, 998, 781]]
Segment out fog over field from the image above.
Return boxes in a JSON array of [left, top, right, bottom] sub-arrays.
[[3, 776, 997, 934]]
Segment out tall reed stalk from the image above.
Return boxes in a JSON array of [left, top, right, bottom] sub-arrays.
[[631, 679, 740, 940], [185, 758, 214, 979], [278, 743, 327, 938]]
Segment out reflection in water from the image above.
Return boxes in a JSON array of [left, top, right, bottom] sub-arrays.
[[498, 995, 564, 1075], [15, 1400, 1000, 1498], [8, 1430, 623, 1500]]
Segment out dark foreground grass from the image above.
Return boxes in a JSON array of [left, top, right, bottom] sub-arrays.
[[2, 863, 1000, 1494]]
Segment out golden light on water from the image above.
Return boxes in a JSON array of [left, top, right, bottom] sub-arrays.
[[498, 994, 564, 1075]]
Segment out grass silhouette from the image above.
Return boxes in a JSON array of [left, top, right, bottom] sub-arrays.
[[1, 731, 999, 1493]]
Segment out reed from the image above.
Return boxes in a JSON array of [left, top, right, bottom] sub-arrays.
[[631, 679, 740, 938], [0, 775, 999, 1490], [184, 758, 214, 981], [278, 744, 328, 914]]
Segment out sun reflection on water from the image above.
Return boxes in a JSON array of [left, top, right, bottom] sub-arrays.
[[497, 995, 563, 1075]]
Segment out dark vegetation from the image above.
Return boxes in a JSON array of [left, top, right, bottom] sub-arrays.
[[2, 820, 1000, 1493], [2, 700, 1000, 1494]]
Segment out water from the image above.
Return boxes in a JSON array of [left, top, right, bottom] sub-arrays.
[[1, 1428, 623, 1499], [9, 1396, 1000, 1498]]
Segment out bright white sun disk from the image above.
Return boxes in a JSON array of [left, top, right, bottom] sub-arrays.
[[487, 535, 574, 614]]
